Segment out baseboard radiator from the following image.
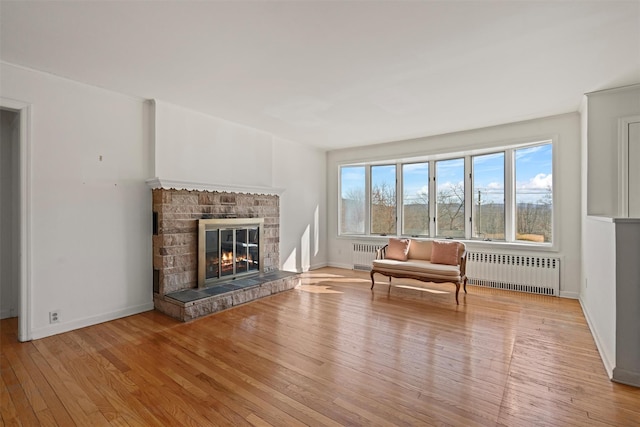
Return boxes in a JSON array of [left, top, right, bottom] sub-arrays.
[[466, 252, 560, 296], [352, 243, 383, 271]]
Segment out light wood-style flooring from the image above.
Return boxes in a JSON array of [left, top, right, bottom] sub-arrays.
[[1, 267, 639, 426]]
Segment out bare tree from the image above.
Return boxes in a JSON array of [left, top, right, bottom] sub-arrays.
[[371, 183, 396, 234], [516, 186, 552, 242], [437, 183, 464, 236], [403, 189, 429, 235]]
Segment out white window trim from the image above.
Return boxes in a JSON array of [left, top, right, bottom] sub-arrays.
[[338, 138, 556, 251]]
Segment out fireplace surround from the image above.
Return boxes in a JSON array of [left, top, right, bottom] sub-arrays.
[[149, 186, 298, 320], [198, 218, 264, 286]]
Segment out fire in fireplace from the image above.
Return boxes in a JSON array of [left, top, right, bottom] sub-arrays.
[[198, 218, 264, 287]]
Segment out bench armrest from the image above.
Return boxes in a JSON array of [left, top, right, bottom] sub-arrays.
[[375, 244, 388, 260], [459, 247, 467, 277]]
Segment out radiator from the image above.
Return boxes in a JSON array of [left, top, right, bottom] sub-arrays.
[[466, 252, 560, 296], [352, 243, 383, 271]]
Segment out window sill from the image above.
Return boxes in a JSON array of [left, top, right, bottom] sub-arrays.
[[337, 234, 558, 253]]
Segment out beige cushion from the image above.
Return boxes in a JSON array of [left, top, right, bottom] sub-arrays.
[[407, 239, 432, 260], [372, 259, 460, 278], [430, 240, 459, 266]]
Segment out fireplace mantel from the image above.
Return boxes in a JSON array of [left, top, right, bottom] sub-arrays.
[[146, 177, 285, 196]]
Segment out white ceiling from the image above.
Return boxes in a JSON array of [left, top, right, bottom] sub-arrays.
[[1, 1, 639, 150]]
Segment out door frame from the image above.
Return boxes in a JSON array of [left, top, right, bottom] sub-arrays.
[[1, 97, 32, 342], [618, 115, 640, 217]]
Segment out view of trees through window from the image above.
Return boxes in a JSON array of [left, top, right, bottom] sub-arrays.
[[339, 141, 553, 244], [436, 158, 465, 238], [371, 165, 396, 235], [515, 144, 553, 243], [402, 163, 429, 236], [472, 152, 505, 240]]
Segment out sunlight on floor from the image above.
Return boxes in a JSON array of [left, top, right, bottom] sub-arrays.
[[392, 284, 448, 294], [299, 271, 370, 285], [296, 284, 344, 294], [299, 272, 349, 278]]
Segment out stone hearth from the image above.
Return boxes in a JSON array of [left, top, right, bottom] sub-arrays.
[[151, 187, 299, 321], [155, 271, 299, 322]]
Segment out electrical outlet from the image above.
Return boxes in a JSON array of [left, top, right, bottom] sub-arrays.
[[49, 310, 60, 324]]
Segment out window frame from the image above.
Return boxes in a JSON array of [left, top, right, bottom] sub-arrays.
[[337, 139, 555, 249], [435, 157, 466, 239], [471, 151, 506, 241], [369, 163, 397, 236], [401, 161, 430, 237]]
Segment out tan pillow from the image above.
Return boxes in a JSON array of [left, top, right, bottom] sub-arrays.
[[386, 238, 411, 261], [407, 240, 432, 260], [430, 240, 459, 265]]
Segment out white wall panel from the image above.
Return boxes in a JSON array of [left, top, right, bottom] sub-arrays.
[[1, 63, 153, 338]]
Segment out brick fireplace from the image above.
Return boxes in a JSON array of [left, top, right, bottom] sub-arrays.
[[150, 184, 299, 321]]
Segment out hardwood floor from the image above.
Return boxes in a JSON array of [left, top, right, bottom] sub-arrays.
[[1, 267, 639, 426]]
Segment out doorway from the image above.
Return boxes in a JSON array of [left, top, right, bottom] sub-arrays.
[[0, 109, 20, 326], [0, 98, 30, 342]]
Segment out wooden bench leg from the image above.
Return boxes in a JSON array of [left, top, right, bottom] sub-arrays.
[[455, 283, 460, 305], [463, 277, 467, 293], [370, 270, 376, 289]]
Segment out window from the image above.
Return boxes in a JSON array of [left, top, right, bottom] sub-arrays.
[[515, 143, 553, 243], [402, 162, 429, 236], [371, 164, 396, 235], [436, 158, 465, 238], [340, 166, 365, 234], [472, 152, 505, 240], [337, 139, 553, 246]]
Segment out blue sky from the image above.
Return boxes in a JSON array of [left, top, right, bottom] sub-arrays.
[[341, 143, 552, 204], [341, 166, 365, 198]]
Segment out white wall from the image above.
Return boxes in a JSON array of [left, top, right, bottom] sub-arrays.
[[327, 113, 582, 297], [579, 98, 589, 300], [582, 216, 640, 386], [153, 100, 272, 187], [581, 84, 640, 387], [0, 109, 20, 319], [152, 100, 328, 273], [582, 216, 617, 377], [1, 63, 153, 339], [586, 84, 640, 216], [272, 137, 327, 272]]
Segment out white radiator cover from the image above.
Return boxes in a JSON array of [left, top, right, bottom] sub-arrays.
[[466, 252, 560, 296], [352, 243, 383, 271]]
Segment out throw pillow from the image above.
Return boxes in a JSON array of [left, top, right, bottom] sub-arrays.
[[430, 240, 459, 266], [407, 239, 431, 260], [386, 238, 411, 261]]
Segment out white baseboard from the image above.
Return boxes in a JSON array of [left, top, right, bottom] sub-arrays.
[[281, 262, 328, 273], [559, 290, 579, 299], [326, 262, 353, 270], [579, 297, 614, 379], [309, 262, 328, 271], [30, 301, 154, 341]]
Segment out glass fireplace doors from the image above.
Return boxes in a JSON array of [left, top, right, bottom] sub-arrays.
[[198, 218, 264, 287]]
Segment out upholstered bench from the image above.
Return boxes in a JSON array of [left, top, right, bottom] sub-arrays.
[[370, 238, 467, 304]]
